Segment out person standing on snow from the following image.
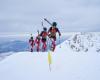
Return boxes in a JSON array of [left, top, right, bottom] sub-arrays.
[[48, 22, 61, 51], [35, 30, 41, 52], [29, 34, 35, 52], [40, 27, 48, 51]]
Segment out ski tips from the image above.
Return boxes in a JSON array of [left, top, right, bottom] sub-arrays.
[[44, 18, 47, 20], [30, 33, 33, 36], [37, 30, 39, 34]]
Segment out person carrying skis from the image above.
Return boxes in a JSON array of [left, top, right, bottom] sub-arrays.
[[35, 30, 41, 52], [48, 22, 61, 51], [40, 27, 48, 51], [29, 34, 35, 52]]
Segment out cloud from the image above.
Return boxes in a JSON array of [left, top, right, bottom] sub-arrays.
[[0, 0, 100, 33]]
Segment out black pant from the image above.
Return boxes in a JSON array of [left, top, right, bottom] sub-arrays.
[[42, 38, 46, 42], [50, 36, 56, 41]]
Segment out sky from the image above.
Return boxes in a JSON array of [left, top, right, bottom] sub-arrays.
[[0, 0, 100, 33]]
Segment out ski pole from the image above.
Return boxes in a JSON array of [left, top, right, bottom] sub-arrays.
[[59, 36, 61, 48], [47, 37, 49, 51], [41, 21, 45, 28], [42, 21, 43, 27], [49, 64, 51, 71]]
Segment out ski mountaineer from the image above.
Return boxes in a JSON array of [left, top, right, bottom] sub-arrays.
[[35, 31, 41, 52], [48, 22, 61, 51], [29, 34, 35, 52], [40, 27, 48, 51]]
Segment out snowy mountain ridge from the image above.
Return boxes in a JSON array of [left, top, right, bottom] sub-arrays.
[[68, 32, 100, 52], [1, 32, 100, 61], [0, 35, 100, 80]]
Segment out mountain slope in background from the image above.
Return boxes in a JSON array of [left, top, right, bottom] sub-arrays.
[[0, 33, 70, 53]]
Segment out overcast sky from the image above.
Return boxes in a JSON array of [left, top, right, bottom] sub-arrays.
[[0, 0, 100, 33]]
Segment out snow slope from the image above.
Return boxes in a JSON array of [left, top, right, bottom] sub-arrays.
[[0, 39, 100, 80]]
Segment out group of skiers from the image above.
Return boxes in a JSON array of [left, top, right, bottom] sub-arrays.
[[29, 21, 61, 52]]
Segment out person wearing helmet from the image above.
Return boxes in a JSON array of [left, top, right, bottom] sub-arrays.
[[48, 22, 61, 41], [29, 34, 35, 52], [35, 31, 41, 52], [40, 27, 48, 51], [48, 22, 61, 51]]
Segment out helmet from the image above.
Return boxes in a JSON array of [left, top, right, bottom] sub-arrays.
[[31, 36, 33, 40], [30, 34, 33, 40], [43, 27, 47, 31], [52, 22, 57, 27]]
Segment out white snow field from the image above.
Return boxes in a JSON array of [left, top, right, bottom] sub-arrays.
[[0, 32, 100, 80]]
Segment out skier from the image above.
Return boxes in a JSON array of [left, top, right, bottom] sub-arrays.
[[35, 30, 41, 52], [29, 34, 35, 52], [40, 27, 48, 51], [48, 22, 61, 51]]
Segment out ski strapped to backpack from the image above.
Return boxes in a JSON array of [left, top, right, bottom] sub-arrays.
[[44, 18, 52, 26]]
